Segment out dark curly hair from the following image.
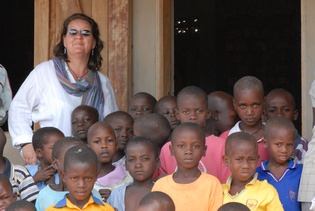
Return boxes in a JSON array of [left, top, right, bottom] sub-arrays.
[[53, 13, 104, 71]]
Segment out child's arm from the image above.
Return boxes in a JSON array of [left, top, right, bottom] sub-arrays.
[[99, 188, 111, 202]]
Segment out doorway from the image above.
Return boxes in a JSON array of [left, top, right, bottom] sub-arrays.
[[174, 0, 301, 132]]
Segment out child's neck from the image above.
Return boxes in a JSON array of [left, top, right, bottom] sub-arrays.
[[39, 161, 50, 168], [229, 176, 253, 196], [266, 159, 290, 179], [98, 162, 116, 178], [112, 150, 125, 163], [132, 178, 154, 188], [239, 121, 264, 140], [173, 167, 201, 184]]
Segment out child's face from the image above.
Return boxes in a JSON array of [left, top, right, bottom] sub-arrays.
[[176, 95, 210, 128], [38, 133, 64, 165], [170, 128, 206, 170], [265, 94, 298, 121], [264, 128, 295, 165], [62, 162, 97, 207], [87, 125, 117, 164], [0, 181, 16, 211], [71, 109, 98, 141], [223, 140, 259, 183], [129, 96, 154, 120], [156, 98, 180, 130], [108, 115, 134, 151], [233, 88, 264, 127], [126, 142, 159, 182], [216, 103, 238, 134]]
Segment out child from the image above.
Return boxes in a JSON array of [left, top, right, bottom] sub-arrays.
[[46, 145, 114, 210], [136, 191, 175, 211], [222, 132, 283, 210], [87, 122, 132, 201], [107, 136, 160, 211], [0, 128, 39, 202], [104, 111, 134, 165], [133, 113, 171, 149], [0, 174, 17, 210], [128, 92, 157, 120], [71, 105, 99, 144], [220, 76, 269, 166], [6, 200, 36, 211], [26, 127, 64, 190], [256, 116, 302, 211], [264, 88, 308, 164], [218, 202, 250, 211], [35, 137, 102, 211], [205, 91, 238, 136], [152, 122, 222, 210], [159, 86, 230, 183], [154, 95, 180, 131]]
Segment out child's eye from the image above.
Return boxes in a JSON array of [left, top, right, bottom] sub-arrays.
[[197, 109, 204, 114], [128, 129, 134, 135], [93, 140, 101, 144], [85, 177, 92, 181], [182, 110, 189, 114], [84, 117, 90, 122], [71, 177, 77, 181], [253, 103, 260, 108], [142, 157, 150, 161], [287, 143, 294, 147], [239, 105, 246, 109], [115, 128, 122, 132], [193, 145, 200, 149], [127, 158, 135, 162], [268, 109, 276, 113], [163, 111, 170, 115], [283, 108, 291, 113], [107, 139, 113, 143], [143, 107, 151, 111], [130, 107, 136, 112], [177, 144, 184, 148]]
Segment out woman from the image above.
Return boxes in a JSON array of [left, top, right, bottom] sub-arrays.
[[9, 13, 118, 165]]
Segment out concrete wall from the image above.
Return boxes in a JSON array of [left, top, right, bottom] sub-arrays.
[[301, 0, 315, 140], [132, 0, 157, 97]]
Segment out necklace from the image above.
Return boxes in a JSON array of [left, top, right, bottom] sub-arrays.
[[239, 122, 262, 135], [67, 63, 88, 81]]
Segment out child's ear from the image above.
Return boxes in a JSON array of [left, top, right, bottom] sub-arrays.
[[169, 144, 174, 156], [233, 98, 237, 110], [35, 148, 43, 158], [61, 171, 66, 183], [12, 192, 18, 202], [52, 158, 59, 170], [262, 138, 268, 148], [293, 109, 299, 121], [212, 110, 219, 121], [222, 155, 230, 166]]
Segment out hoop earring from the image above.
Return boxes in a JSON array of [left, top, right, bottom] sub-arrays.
[[91, 49, 94, 56], [64, 47, 67, 54]]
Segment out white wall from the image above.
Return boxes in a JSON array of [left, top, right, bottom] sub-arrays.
[[301, 0, 315, 140], [132, 0, 157, 97]]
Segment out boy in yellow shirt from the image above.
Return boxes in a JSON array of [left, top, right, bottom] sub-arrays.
[[222, 132, 283, 211]]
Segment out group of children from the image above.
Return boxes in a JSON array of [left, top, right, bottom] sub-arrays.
[[0, 75, 312, 210]]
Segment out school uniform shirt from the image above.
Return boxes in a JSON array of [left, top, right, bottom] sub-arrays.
[[45, 194, 114, 211], [158, 135, 231, 183], [256, 160, 302, 211], [222, 173, 284, 211], [152, 172, 223, 211], [36, 184, 103, 211]]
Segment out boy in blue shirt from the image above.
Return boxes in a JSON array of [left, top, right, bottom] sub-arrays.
[[256, 116, 302, 211]]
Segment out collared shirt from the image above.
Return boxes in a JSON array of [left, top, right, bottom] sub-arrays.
[[222, 173, 284, 211], [0, 65, 12, 125], [2, 157, 39, 202], [9, 60, 118, 147], [256, 160, 302, 211], [45, 194, 114, 211]]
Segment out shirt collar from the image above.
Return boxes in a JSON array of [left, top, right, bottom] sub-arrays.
[[260, 159, 296, 171], [54, 193, 103, 208]]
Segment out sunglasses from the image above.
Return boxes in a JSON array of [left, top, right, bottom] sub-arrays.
[[68, 29, 91, 36]]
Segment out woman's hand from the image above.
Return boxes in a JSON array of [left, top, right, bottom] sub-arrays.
[[22, 144, 37, 165]]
